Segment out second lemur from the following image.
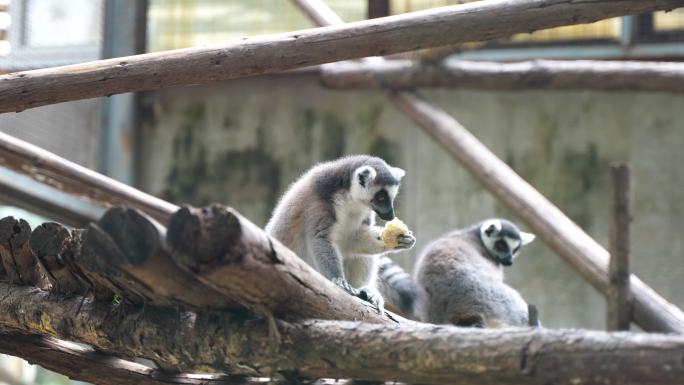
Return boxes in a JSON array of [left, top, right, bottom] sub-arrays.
[[414, 218, 536, 327], [265, 155, 416, 312]]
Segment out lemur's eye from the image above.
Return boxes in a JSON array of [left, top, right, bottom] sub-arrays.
[[494, 240, 508, 252], [376, 193, 385, 201]]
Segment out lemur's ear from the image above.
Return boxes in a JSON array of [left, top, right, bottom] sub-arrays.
[[391, 167, 406, 181], [356, 166, 376, 188], [520, 232, 536, 245], [483, 219, 502, 236]]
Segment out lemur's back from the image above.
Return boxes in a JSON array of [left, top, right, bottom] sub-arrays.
[[414, 229, 529, 327]]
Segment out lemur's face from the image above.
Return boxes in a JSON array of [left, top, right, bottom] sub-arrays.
[[479, 219, 535, 266], [352, 165, 405, 221]]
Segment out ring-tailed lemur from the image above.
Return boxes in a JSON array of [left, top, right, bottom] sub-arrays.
[[414, 218, 537, 327], [265, 155, 416, 313]]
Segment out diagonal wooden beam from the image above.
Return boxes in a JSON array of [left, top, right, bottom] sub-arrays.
[[0, 0, 682, 112], [291, 0, 684, 334]]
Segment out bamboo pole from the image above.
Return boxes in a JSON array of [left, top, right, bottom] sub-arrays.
[[292, 0, 684, 334], [320, 59, 684, 93], [1, 0, 683, 112]]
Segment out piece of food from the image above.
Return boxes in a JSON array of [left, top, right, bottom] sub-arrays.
[[381, 218, 412, 248]]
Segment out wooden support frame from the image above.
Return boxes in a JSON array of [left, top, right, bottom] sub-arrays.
[[607, 163, 632, 331], [0, 0, 682, 113], [320, 59, 684, 93], [291, 0, 684, 334]]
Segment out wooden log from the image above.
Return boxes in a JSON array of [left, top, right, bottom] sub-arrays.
[[390, 91, 684, 334], [320, 59, 684, 93], [29, 222, 87, 295], [0, 132, 177, 225], [607, 163, 632, 331], [1, 282, 684, 385], [0, 332, 278, 385], [88, 207, 237, 309], [292, 0, 684, 334], [1, 0, 683, 112], [0, 216, 47, 287], [167, 205, 401, 324]]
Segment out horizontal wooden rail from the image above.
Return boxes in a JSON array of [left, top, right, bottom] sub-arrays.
[[1, 0, 682, 112], [2, 282, 684, 384], [321, 59, 684, 93]]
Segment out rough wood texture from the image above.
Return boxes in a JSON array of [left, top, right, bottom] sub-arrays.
[[0, 216, 47, 287], [1, 0, 683, 112], [321, 59, 684, 93], [29, 222, 87, 295], [1, 283, 684, 385], [293, 0, 684, 335], [0, 332, 276, 385], [167, 205, 401, 324], [0, 132, 178, 225], [390, 91, 684, 334], [86, 207, 237, 309], [608, 163, 632, 331]]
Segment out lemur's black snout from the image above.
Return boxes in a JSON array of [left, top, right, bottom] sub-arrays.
[[499, 254, 513, 266], [375, 207, 395, 221]]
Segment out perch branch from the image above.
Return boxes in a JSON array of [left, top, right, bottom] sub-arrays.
[[321, 59, 684, 93], [0, 332, 277, 385], [167, 205, 401, 323], [0, 0, 682, 112], [1, 283, 684, 385]]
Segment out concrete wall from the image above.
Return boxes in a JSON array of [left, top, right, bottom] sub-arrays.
[[138, 76, 684, 330]]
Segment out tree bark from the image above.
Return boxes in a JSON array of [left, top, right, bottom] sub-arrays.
[[167, 205, 402, 324], [0, 216, 47, 287], [1, 0, 682, 112], [320, 59, 684, 93], [292, 0, 684, 335], [0, 332, 277, 385], [1, 282, 684, 385], [83, 207, 238, 309]]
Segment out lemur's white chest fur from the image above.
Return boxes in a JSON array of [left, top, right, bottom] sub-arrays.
[[329, 191, 373, 256]]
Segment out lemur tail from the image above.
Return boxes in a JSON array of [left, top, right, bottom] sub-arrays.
[[377, 255, 422, 318]]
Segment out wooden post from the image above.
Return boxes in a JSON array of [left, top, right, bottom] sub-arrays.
[[607, 163, 632, 331], [367, 0, 390, 19]]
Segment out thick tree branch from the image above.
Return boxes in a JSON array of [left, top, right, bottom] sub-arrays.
[[0, 332, 275, 385], [167, 205, 401, 324], [0, 0, 682, 112], [1, 283, 683, 385], [321, 59, 684, 93], [0, 216, 47, 287]]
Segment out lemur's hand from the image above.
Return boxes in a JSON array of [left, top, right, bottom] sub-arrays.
[[357, 286, 385, 314], [331, 277, 359, 296], [395, 233, 416, 250]]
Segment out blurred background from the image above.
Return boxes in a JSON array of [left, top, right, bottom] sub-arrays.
[[1, 1, 683, 383]]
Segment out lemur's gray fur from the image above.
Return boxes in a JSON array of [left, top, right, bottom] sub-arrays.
[[265, 155, 416, 313], [414, 218, 536, 327], [377, 256, 423, 318]]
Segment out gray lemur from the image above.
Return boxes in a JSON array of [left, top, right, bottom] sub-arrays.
[[414, 218, 536, 327], [265, 155, 416, 312]]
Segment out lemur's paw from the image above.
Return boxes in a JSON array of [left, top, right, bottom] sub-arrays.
[[395, 233, 416, 250], [331, 277, 359, 296], [357, 286, 385, 314]]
